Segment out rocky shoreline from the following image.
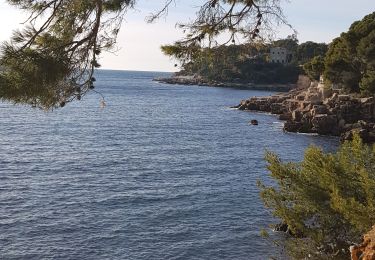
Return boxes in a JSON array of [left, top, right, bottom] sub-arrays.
[[233, 82, 375, 143], [154, 75, 295, 92]]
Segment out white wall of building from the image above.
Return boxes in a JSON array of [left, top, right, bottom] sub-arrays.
[[270, 47, 288, 64]]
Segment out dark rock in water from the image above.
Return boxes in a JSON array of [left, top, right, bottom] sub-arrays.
[[250, 119, 258, 125]]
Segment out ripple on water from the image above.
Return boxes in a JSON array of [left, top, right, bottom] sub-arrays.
[[0, 70, 338, 259]]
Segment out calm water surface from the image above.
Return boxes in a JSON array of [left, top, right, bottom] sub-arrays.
[[0, 70, 338, 259]]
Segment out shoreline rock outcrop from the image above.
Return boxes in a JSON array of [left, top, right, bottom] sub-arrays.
[[234, 82, 375, 143]]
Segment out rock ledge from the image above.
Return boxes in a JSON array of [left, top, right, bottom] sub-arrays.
[[234, 82, 375, 143]]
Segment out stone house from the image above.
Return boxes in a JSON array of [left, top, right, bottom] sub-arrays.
[[269, 47, 292, 64]]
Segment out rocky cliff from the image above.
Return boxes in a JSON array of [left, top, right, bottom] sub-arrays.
[[234, 82, 375, 143], [351, 226, 375, 260]]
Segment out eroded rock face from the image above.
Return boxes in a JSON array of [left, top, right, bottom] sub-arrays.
[[351, 226, 375, 260], [311, 105, 328, 116], [236, 83, 375, 142], [270, 103, 285, 114], [311, 114, 339, 135]]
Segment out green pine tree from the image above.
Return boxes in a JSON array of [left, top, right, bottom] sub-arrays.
[[259, 134, 375, 259]]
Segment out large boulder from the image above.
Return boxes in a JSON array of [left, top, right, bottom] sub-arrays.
[[279, 113, 292, 121], [341, 127, 375, 143], [283, 120, 313, 133], [245, 101, 259, 110], [284, 120, 303, 132], [292, 110, 304, 122], [295, 94, 305, 101], [311, 114, 338, 135], [311, 105, 328, 116], [360, 102, 375, 121], [283, 99, 301, 112], [296, 75, 312, 89], [270, 103, 285, 114], [338, 102, 361, 123], [257, 98, 272, 112], [299, 101, 313, 110], [338, 119, 346, 130], [305, 93, 321, 103]]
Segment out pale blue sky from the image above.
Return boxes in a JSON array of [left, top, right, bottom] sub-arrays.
[[0, 0, 373, 72]]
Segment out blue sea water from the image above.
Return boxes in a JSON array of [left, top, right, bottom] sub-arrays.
[[0, 70, 338, 260]]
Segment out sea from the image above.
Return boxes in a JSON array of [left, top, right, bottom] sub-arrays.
[[0, 70, 338, 259]]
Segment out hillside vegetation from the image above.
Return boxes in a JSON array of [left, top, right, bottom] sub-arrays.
[[164, 11, 375, 95], [162, 36, 328, 85]]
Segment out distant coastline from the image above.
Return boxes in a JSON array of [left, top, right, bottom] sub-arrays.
[[154, 75, 295, 92]]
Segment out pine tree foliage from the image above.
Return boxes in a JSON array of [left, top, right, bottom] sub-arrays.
[[324, 12, 375, 94], [161, 0, 289, 66], [259, 134, 375, 258], [0, 0, 137, 109], [303, 55, 325, 81], [0, 0, 287, 109]]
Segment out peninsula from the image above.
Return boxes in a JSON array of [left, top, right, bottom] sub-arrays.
[[159, 36, 327, 91]]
